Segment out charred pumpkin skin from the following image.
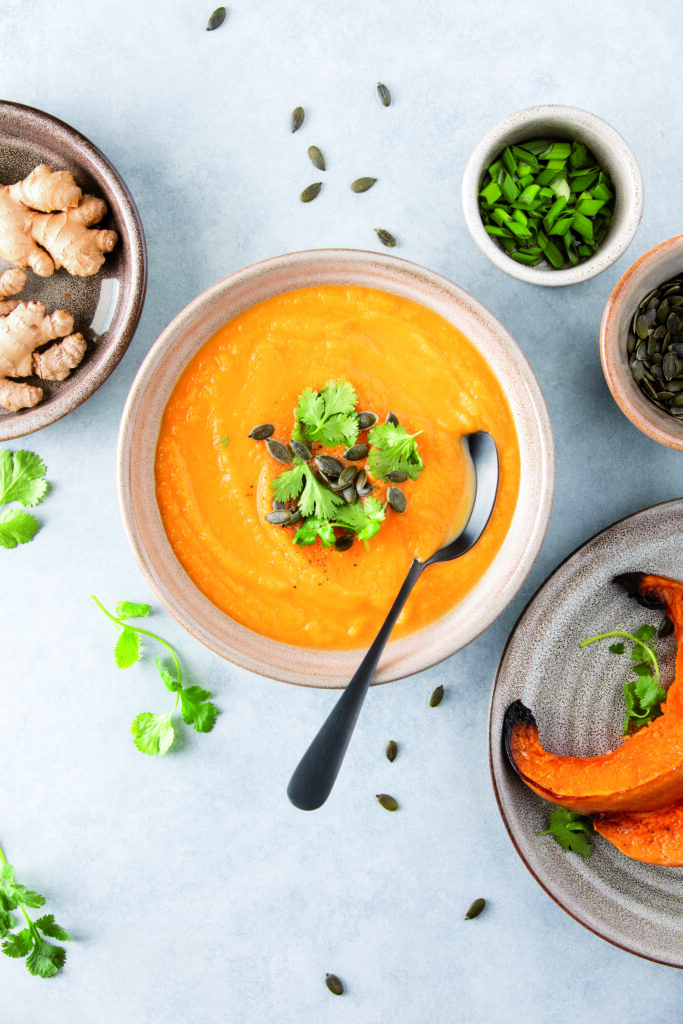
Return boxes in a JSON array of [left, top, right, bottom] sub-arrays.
[[504, 572, 683, 815], [592, 801, 683, 867]]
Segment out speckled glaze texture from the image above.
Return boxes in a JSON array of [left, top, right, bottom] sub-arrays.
[[490, 499, 683, 966], [601, 235, 683, 450], [0, 101, 147, 439], [462, 105, 644, 287], [118, 249, 555, 687]]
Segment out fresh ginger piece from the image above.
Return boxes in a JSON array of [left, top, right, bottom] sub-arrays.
[[0, 164, 118, 278], [0, 300, 86, 411], [0, 268, 27, 316]]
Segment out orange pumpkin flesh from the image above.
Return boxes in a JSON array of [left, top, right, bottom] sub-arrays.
[[504, 572, 683, 816], [592, 801, 683, 867]]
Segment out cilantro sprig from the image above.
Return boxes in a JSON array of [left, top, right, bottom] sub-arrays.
[[92, 597, 218, 755], [580, 625, 666, 734], [0, 842, 71, 978], [272, 460, 344, 520], [293, 497, 386, 548], [538, 807, 595, 858], [0, 450, 49, 549], [367, 423, 424, 481], [294, 380, 359, 447]]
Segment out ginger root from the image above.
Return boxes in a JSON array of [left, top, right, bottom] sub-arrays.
[[0, 271, 85, 411], [0, 164, 118, 277]]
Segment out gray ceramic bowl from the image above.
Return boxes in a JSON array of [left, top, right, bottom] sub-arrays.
[[462, 104, 643, 287], [118, 249, 555, 688], [601, 235, 683, 450], [0, 101, 147, 439]]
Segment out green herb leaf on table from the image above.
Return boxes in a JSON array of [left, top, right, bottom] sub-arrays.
[[580, 626, 666, 734], [0, 843, 70, 978], [294, 380, 359, 446], [92, 596, 219, 755], [538, 806, 595, 858], [0, 450, 49, 549], [367, 423, 424, 481]]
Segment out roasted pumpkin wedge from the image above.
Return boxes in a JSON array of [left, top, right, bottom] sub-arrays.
[[592, 800, 683, 866], [503, 572, 683, 815]]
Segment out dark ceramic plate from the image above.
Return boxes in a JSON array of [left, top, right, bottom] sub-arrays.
[[489, 499, 683, 966], [0, 100, 146, 439]]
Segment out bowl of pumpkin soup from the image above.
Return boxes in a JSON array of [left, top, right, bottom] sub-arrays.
[[118, 249, 554, 687]]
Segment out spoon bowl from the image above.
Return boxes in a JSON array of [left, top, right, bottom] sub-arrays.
[[287, 431, 500, 810]]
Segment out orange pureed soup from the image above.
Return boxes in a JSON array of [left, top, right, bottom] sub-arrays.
[[155, 285, 520, 649]]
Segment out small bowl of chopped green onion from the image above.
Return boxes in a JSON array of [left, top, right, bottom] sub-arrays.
[[600, 235, 683, 450], [462, 105, 643, 286]]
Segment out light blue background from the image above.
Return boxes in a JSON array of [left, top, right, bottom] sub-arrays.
[[2, 1, 683, 1021]]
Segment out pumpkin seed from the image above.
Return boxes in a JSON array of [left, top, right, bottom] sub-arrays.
[[357, 480, 375, 497], [385, 739, 398, 762], [300, 182, 322, 203], [290, 439, 312, 461], [272, 499, 286, 511], [357, 410, 378, 430], [387, 486, 407, 513], [308, 145, 326, 171], [464, 898, 486, 920], [206, 6, 227, 30], [343, 443, 369, 461], [342, 484, 357, 504], [428, 684, 444, 707], [338, 465, 358, 488], [350, 176, 377, 193], [266, 509, 292, 526], [355, 469, 367, 492], [386, 410, 399, 425], [288, 509, 302, 525], [334, 533, 354, 552], [629, 274, 683, 418], [248, 423, 275, 440], [325, 973, 345, 996], [386, 470, 409, 483], [377, 82, 392, 107], [265, 438, 292, 463], [290, 106, 305, 133], [376, 793, 398, 811], [316, 455, 343, 477], [375, 227, 397, 248], [659, 614, 674, 638]]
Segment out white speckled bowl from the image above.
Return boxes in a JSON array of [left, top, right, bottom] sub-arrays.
[[462, 105, 644, 287], [118, 249, 555, 687], [601, 235, 683, 450]]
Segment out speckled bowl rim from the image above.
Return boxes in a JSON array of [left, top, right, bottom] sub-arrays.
[[118, 248, 555, 688], [462, 104, 644, 287], [0, 100, 147, 439], [600, 235, 683, 451], [489, 497, 683, 967]]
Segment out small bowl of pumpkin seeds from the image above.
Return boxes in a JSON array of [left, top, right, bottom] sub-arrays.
[[462, 104, 644, 286], [601, 235, 683, 450]]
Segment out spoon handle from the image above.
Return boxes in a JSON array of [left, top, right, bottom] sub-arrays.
[[287, 559, 424, 810]]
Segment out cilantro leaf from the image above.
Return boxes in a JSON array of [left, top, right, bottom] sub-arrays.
[[0, 450, 48, 507], [131, 712, 175, 756], [0, 508, 40, 549], [0, 845, 70, 980], [623, 672, 667, 730], [580, 626, 665, 735], [114, 626, 141, 669], [367, 423, 424, 481], [334, 496, 386, 544], [179, 686, 219, 733], [26, 938, 66, 978], [293, 517, 337, 548], [271, 462, 306, 503], [34, 915, 71, 942], [2, 929, 31, 958], [538, 806, 595, 858], [297, 464, 344, 520], [633, 624, 657, 643], [0, 907, 15, 938], [116, 601, 151, 620], [609, 642, 625, 654], [156, 656, 181, 692], [295, 380, 359, 446]]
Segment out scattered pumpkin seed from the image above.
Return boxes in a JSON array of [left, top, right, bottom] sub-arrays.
[[272, 499, 286, 511], [628, 274, 683, 417], [289, 509, 302, 525], [338, 465, 358, 488], [266, 509, 292, 526], [248, 423, 275, 441], [316, 455, 343, 477], [659, 614, 675, 638], [342, 484, 357, 504], [265, 438, 292, 463], [325, 973, 345, 996], [290, 106, 305, 133], [206, 6, 227, 30], [357, 410, 378, 430], [386, 410, 399, 425], [351, 176, 377, 193], [357, 479, 375, 498], [376, 82, 392, 107], [334, 533, 354, 552], [300, 182, 322, 203], [387, 486, 407, 513], [375, 228, 397, 248], [385, 739, 398, 762], [343, 443, 370, 461], [290, 439, 312, 461], [376, 793, 398, 811], [308, 145, 326, 171], [386, 470, 409, 483], [428, 684, 444, 707], [464, 897, 486, 920]]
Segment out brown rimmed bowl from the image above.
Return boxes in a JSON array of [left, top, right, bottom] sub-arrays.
[[0, 100, 147, 439], [117, 249, 555, 687], [601, 235, 683, 450]]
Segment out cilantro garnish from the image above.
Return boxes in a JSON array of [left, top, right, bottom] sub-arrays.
[[0, 450, 49, 549], [293, 497, 386, 549], [580, 625, 666, 734], [294, 380, 359, 447], [538, 807, 595, 858], [367, 423, 424, 481], [92, 597, 218, 755], [0, 842, 71, 978]]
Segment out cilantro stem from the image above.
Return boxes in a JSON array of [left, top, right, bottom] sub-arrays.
[[91, 595, 183, 689], [580, 630, 660, 689], [0, 841, 6, 867]]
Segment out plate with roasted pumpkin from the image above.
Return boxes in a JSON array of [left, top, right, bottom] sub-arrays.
[[489, 497, 683, 966]]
